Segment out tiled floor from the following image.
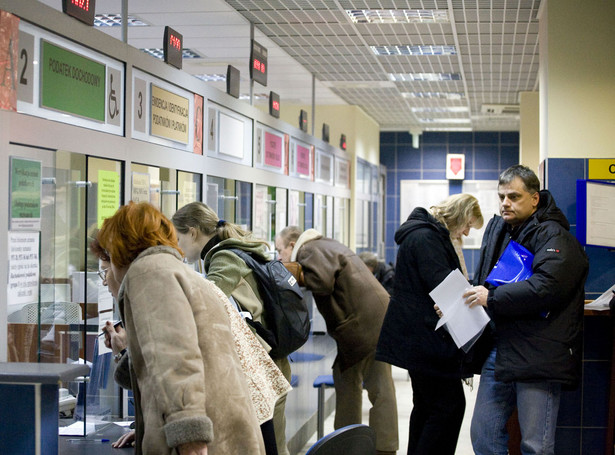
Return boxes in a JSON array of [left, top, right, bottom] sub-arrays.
[[296, 366, 479, 454]]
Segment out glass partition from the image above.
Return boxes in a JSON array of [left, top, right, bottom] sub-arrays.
[[333, 197, 350, 246]]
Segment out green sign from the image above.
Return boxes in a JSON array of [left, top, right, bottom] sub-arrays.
[[41, 40, 106, 121], [97, 170, 120, 228], [10, 157, 42, 230]]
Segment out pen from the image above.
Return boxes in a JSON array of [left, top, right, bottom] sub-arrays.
[[98, 320, 122, 337], [67, 438, 110, 443]]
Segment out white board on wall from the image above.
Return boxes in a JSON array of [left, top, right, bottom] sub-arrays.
[[462, 180, 499, 249], [399, 180, 449, 223]]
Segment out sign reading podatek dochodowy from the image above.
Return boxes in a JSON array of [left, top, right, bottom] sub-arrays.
[[150, 84, 190, 144]]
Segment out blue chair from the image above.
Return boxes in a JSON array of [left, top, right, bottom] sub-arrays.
[[306, 424, 376, 455]]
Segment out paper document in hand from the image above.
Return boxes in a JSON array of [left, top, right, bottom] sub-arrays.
[[429, 269, 491, 352]]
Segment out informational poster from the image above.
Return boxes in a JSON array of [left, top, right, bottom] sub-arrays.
[[289, 190, 300, 226], [253, 185, 269, 242], [578, 180, 615, 248], [131, 172, 150, 203], [150, 84, 190, 144], [97, 170, 120, 227], [295, 143, 312, 178], [179, 180, 198, 208], [315, 150, 333, 184], [335, 158, 350, 188], [10, 157, 42, 231], [7, 231, 40, 306], [219, 112, 244, 159], [264, 131, 283, 168], [0, 11, 20, 111]]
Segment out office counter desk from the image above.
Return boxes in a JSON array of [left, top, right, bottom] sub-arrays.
[[0, 362, 90, 455]]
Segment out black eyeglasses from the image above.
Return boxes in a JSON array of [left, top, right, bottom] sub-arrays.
[[98, 267, 109, 281]]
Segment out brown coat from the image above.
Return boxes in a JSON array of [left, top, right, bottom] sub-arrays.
[[118, 246, 264, 454], [292, 230, 389, 371]]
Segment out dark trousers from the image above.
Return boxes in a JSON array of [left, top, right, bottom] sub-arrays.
[[260, 419, 278, 455], [407, 372, 466, 455]]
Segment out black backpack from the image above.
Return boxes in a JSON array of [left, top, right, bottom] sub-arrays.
[[228, 249, 311, 359]]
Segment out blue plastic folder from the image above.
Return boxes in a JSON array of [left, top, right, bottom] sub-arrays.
[[485, 240, 534, 287]]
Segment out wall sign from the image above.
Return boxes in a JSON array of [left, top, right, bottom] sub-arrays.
[[446, 154, 465, 180], [150, 84, 190, 144], [41, 40, 106, 122], [588, 159, 615, 180]]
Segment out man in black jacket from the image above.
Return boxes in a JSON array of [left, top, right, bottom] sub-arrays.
[[463, 165, 588, 455]]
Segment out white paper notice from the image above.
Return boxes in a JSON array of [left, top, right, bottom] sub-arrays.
[[429, 269, 491, 351], [585, 284, 615, 311]]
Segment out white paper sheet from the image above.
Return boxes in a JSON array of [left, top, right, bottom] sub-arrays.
[[585, 284, 615, 311], [429, 269, 491, 351]]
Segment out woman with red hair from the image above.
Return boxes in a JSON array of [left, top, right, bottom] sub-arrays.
[[97, 201, 264, 455]]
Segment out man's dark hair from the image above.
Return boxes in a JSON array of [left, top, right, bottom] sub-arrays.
[[499, 165, 540, 194]]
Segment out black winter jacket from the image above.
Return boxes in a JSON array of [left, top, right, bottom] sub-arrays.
[[475, 190, 588, 388], [376, 208, 487, 378]]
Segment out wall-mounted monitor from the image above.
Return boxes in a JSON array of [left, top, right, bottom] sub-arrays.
[[250, 40, 267, 86], [577, 179, 615, 249], [163, 26, 183, 69], [226, 65, 240, 99], [299, 109, 308, 132], [62, 0, 96, 26], [269, 91, 280, 118]]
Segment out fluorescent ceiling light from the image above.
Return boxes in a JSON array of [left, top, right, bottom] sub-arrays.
[[346, 9, 449, 24], [389, 73, 461, 82], [194, 74, 226, 82], [419, 118, 471, 124], [141, 48, 202, 59], [425, 127, 473, 132], [372, 45, 456, 56], [402, 92, 465, 100], [411, 107, 469, 113], [94, 14, 148, 27]]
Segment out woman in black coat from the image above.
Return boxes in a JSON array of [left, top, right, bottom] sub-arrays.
[[376, 193, 484, 455]]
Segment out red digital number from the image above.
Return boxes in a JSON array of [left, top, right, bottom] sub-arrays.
[[260, 62, 265, 73], [71, 0, 89, 11], [170, 34, 181, 50], [253, 59, 261, 71], [272, 101, 280, 111]]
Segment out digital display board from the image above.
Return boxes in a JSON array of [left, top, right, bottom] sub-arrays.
[[250, 40, 267, 86], [299, 109, 308, 132], [340, 134, 347, 150], [322, 123, 330, 143], [269, 91, 280, 118], [226, 65, 240, 98], [163, 26, 183, 69], [62, 0, 96, 26]]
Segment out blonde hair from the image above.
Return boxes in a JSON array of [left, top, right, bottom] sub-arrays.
[[430, 193, 484, 234], [172, 201, 267, 245]]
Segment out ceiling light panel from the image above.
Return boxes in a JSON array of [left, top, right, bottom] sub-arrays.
[[346, 9, 450, 24], [372, 45, 457, 56], [389, 73, 461, 82], [94, 14, 148, 27], [141, 48, 202, 60]]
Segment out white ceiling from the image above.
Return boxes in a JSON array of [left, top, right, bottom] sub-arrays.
[[40, 0, 541, 132]]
